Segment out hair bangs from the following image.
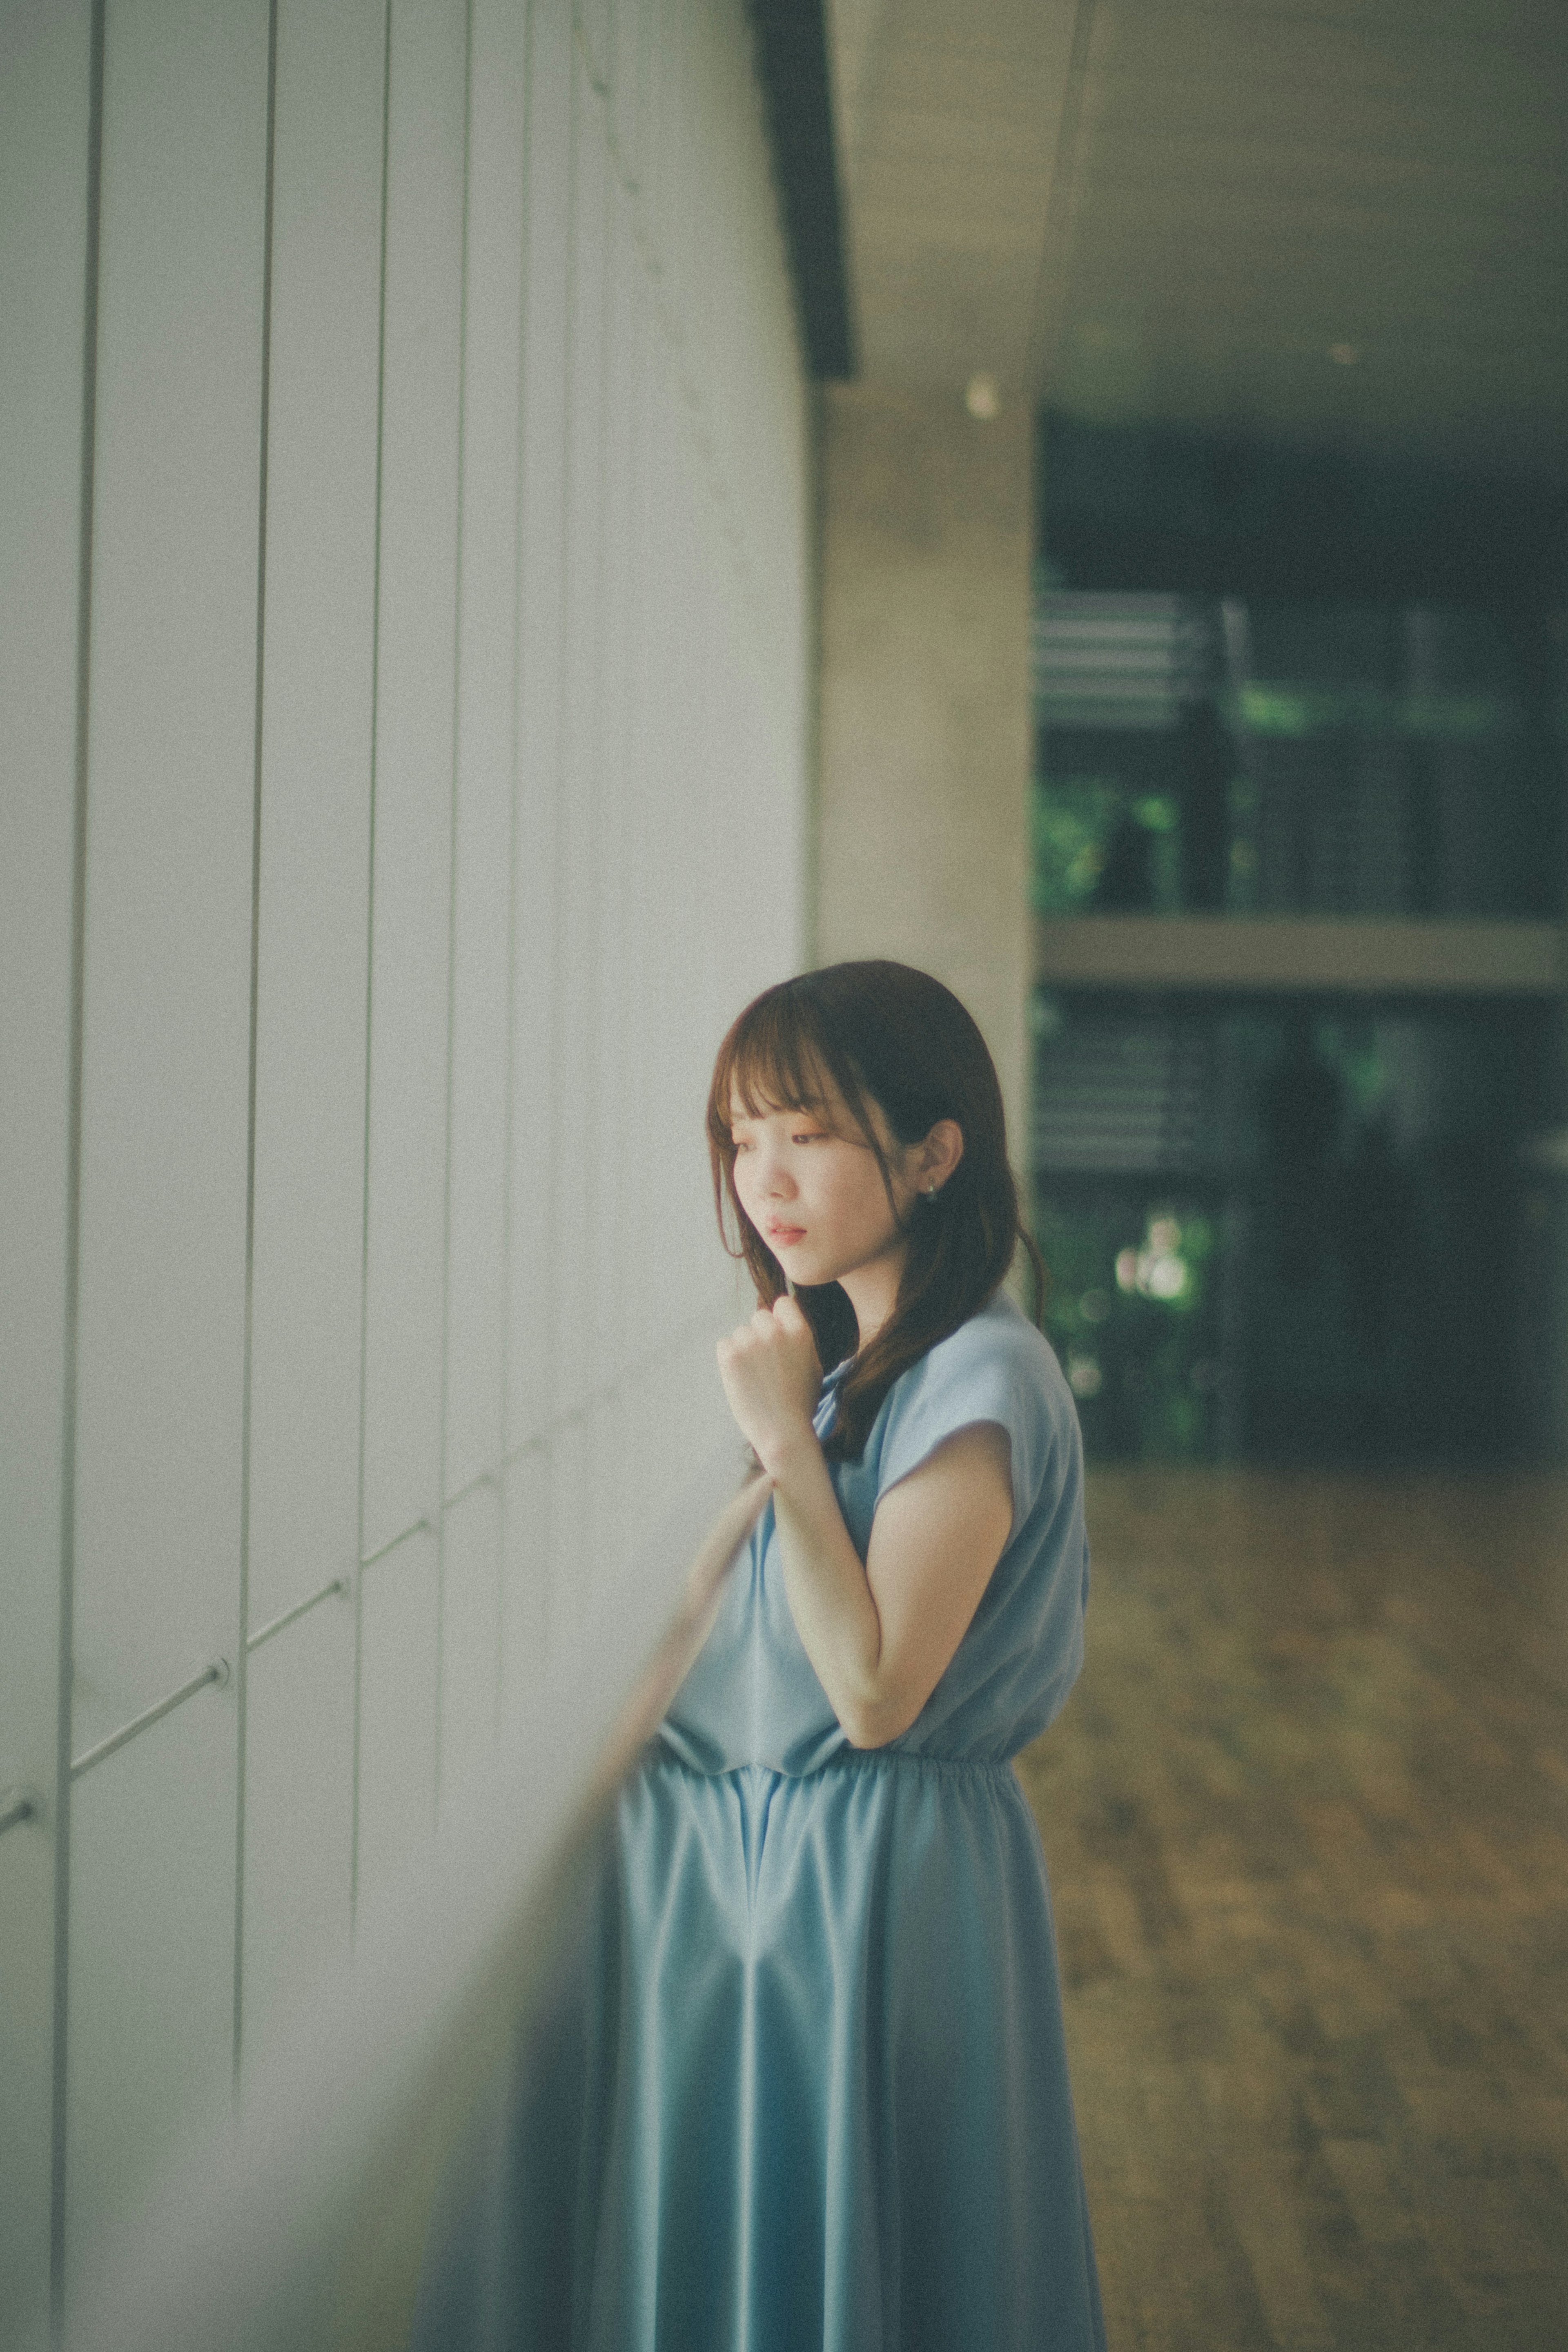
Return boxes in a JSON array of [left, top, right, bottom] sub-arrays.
[[713, 986, 836, 1135]]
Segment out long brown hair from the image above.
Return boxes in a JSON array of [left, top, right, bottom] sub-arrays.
[[707, 960, 1046, 1460]]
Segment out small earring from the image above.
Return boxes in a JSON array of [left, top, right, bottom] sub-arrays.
[[925, 1183, 939, 1198]]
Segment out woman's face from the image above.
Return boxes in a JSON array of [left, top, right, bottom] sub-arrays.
[[728, 1083, 917, 1294]]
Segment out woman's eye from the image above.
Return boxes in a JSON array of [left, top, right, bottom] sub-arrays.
[[792, 1130, 825, 1145]]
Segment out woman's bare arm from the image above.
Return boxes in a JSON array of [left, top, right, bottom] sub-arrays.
[[717, 1293, 1014, 1747], [767, 1419, 1013, 1748]]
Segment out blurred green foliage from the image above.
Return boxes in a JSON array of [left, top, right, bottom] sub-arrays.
[[1029, 777, 1118, 912], [1030, 778, 1179, 914], [1035, 1194, 1223, 1460], [1233, 683, 1515, 740]]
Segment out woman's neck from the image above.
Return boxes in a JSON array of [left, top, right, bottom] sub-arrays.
[[838, 1243, 908, 1355]]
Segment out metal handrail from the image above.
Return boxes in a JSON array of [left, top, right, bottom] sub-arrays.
[[69, 1660, 229, 1781]]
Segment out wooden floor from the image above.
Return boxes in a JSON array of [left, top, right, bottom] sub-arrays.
[[1016, 1469, 1568, 2352]]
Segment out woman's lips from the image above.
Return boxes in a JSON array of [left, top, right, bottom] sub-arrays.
[[767, 1224, 806, 1246]]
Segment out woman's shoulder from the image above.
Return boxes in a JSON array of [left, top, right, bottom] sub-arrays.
[[909, 1289, 1073, 1418], [875, 1291, 1078, 1517]]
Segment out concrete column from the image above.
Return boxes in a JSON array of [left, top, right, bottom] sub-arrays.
[[815, 383, 1034, 1163]]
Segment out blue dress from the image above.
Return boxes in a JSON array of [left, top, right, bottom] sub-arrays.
[[414, 1290, 1106, 2352]]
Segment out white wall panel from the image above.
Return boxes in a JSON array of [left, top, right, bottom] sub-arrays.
[[644, 0, 688, 356], [619, 334, 687, 1374], [500, 1445, 551, 1731], [543, 1416, 592, 1680], [438, 1479, 503, 1811], [359, 0, 468, 1561], [551, 52, 612, 1423], [356, 1529, 439, 1911], [65, 1687, 236, 2293], [443, 0, 526, 1503], [609, 0, 650, 190], [4, 0, 812, 2319], [240, 1601, 355, 2069], [506, 0, 573, 1456], [73, 0, 266, 1730], [580, 1396, 617, 1628], [589, 186, 639, 1381], [611, 320, 657, 1373], [0, 2, 91, 2319], [248, 0, 385, 1637], [620, 1324, 740, 1550], [65, 15, 266, 2282]]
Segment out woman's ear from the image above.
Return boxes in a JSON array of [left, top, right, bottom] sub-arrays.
[[921, 1118, 964, 1190]]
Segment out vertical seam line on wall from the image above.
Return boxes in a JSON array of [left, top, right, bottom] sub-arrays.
[[497, 2, 534, 1733], [433, 0, 476, 1824], [51, 0, 106, 2325], [587, 72, 613, 1569], [352, 0, 396, 1933], [585, 78, 616, 1561], [539, 46, 579, 1667], [232, 0, 280, 2092]]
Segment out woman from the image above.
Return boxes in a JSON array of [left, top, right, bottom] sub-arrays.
[[415, 960, 1105, 2351]]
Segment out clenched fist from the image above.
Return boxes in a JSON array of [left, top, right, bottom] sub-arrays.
[[716, 1294, 824, 1475]]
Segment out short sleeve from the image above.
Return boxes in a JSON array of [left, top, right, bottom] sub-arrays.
[[873, 1300, 1065, 1536]]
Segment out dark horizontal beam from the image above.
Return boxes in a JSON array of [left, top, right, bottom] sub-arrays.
[[1039, 412, 1568, 603], [1034, 914, 1566, 996], [749, 0, 856, 381]]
